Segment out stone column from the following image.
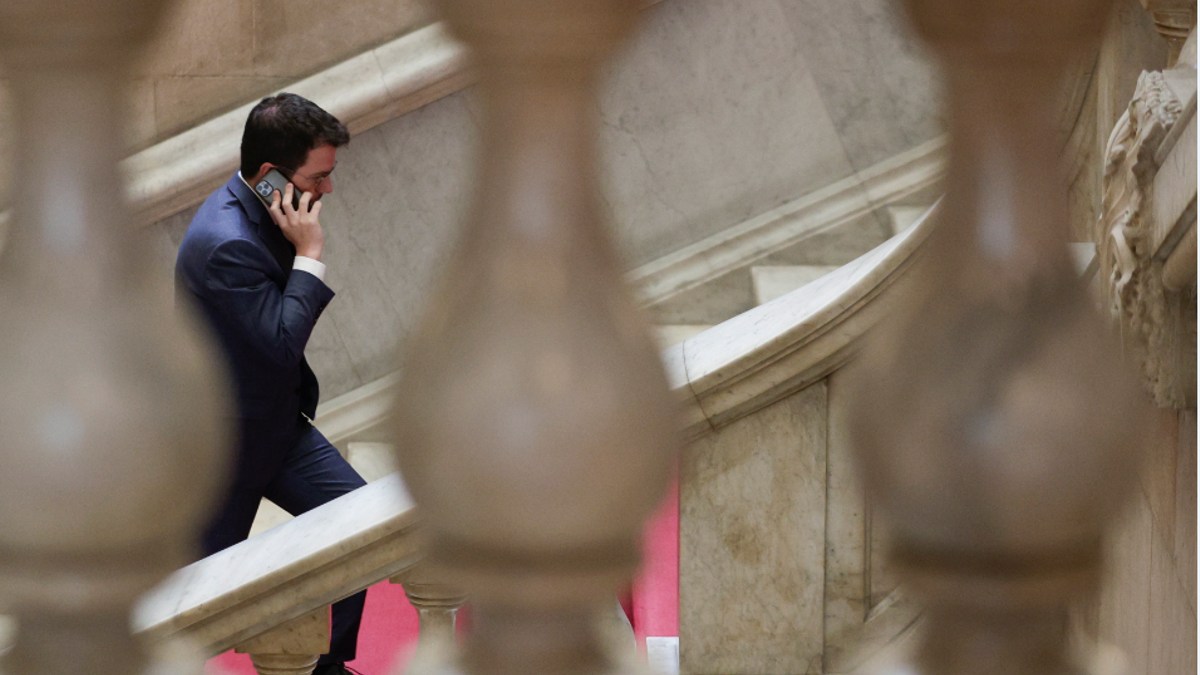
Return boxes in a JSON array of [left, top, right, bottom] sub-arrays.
[[0, 2, 231, 675], [848, 0, 1154, 672], [390, 1, 678, 674]]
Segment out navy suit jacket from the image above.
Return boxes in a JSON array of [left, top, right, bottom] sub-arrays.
[[176, 173, 335, 490]]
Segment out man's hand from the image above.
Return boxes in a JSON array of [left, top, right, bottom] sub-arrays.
[[269, 183, 324, 261]]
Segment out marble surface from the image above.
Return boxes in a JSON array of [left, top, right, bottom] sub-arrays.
[[1150, 102, 1196, 254], [1096, 406, 1198, 675], [247, 499, 293, 539], [886, 205, 927, 235], [626, 136, 945, 308], [0, 1, 426, 158], [137, 0, 429, 144], [132, 473, 421, 655], [760, 212, 892, 270], [600, 0, 855, 270], [1148, 511, 1197, 675], [822, 372, 919, 673], [678, 202, 936, 436], [647, 268, 758, 327], [312, 373, 399, 449], [679, 384, 828, 674], [234, 608, 329, 655], [823, 372, 870, 673], [1173, 411, 1196, 611], [344, 443, 399, 483], [773, 0, 943, 172], [655, 325, 712, 349], [750, 265, 839, 305], [244, 443, 397, 538], [1099, 493, 1155, 675], [311, 90, 479, 394]]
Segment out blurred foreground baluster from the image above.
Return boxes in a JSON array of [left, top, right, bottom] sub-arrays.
[[849, 0, 1153, 673], [391, 1, 677, 674], [0, 2, 230, 675]]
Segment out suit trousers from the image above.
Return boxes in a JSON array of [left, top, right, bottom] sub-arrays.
[[201, 422, 368, 665]]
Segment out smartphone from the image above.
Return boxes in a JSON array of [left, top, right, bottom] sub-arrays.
[[254, 169, 301, 210]]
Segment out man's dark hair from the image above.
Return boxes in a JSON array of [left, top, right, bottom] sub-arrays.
[[239, 93, 349, 178]]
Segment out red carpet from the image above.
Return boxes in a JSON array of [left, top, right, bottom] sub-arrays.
[[208, 479, 679, 675], [633, 476, 680, 647]]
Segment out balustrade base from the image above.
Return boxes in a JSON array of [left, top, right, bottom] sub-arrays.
[[247, 653, 321, 675]]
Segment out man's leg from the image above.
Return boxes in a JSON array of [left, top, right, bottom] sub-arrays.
[[200, 487, 267, 558], [264, 423, 368, 667]]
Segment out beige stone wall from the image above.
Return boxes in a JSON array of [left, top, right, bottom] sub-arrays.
[[131, 0, 431, 147], [1092, 408, 1196, 674], [1063, 5, 1194, 668], [0, 0, 431, 208]]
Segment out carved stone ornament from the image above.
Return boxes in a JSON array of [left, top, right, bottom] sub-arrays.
[[1098, 70, 1192, 408]]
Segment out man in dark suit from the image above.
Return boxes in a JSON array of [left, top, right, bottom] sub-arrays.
[[176, 93, 366, 675]]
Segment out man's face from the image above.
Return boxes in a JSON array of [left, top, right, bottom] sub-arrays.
[[284, 143, 338, 202]]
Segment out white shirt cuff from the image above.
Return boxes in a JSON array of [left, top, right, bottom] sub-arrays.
[[293, 256, 327, 282]]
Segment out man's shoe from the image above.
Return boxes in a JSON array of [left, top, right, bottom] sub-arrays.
[[312, 663, 362, 675]]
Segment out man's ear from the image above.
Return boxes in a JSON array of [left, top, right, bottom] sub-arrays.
[[250, 163, 274, 184]]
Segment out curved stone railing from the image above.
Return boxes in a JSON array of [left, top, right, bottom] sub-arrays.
[[666, 202, 937, 441]]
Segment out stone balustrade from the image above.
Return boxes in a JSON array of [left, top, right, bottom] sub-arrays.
[[848, 0, 1155, 674], [0, 3, 230, 675]]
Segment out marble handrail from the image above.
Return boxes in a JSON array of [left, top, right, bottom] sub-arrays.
[[666, 201, 939, 440], [131, 473, 422, 656]]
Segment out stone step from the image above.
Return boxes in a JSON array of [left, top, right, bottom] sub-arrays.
[[887, 204, 929, 235], [750, 265, 839, 305], [345, 441, 400, 484], [247, 441, 399, 538], [655, 324, 712, 349], [1069, 242, 1098, 280]]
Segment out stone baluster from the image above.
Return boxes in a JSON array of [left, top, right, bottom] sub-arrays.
[[392, 566, 468, 665], [235, 608, 331, 675], [848, 0, 1153, 673], [0, 2, 230, 675], [391, 0, 677, 674]]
